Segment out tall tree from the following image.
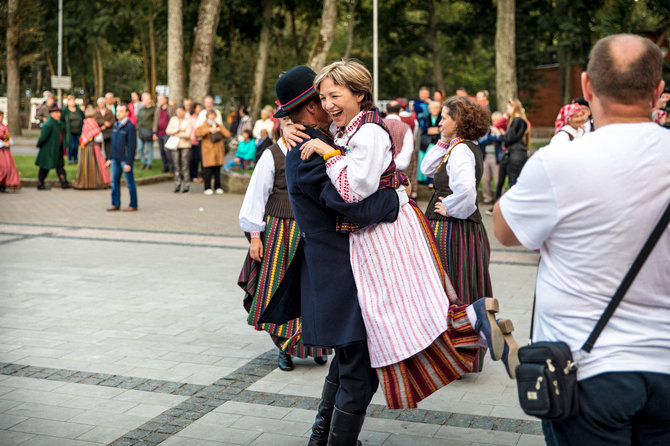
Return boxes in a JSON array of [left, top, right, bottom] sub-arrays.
[[188, 0, 222, 103], [249, 0, 273, 120], [427, 0, 444, 92], [306, 0, 338, 71], [6, 0, 21, 135], [149, 4, 157, 99], [168, 0, 184, 103], [344, 0, 356, 59], [495, 0, 517, 108]]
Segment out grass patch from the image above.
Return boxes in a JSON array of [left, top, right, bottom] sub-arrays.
[[13, 155, 168, 180]]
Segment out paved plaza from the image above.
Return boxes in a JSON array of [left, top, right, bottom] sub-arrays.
[[0, 180, 543, 445]]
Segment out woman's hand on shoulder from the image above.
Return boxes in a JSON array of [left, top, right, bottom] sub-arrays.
[[283, 123, 309, 149], [300, 138, 335, 160]]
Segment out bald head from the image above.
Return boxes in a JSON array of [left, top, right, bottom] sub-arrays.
[[386, 100, 401, 115], [587, 34, 663, 105]]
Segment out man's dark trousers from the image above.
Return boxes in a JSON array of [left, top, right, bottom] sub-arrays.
[[37, 153, 67, 183], [552, 372, 670, 446], [325, 342, 378, 415]]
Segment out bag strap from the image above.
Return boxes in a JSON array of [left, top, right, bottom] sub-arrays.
[[581, 200, 670, 353]]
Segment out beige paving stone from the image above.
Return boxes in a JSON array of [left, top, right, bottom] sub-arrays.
[[160, 436, 208, 446], [52, 382, 127, 399], [2, 389, 75, 407], [68, 410, 147, 430], [112, 390, 187, 407], [435, 425, 520, 445], [17, 435, 100, 446], [9, 417, 94, 439], [0, 429, 35, 445], [1, 376, 68, 392], [177, 424, 262, 444], [362, 417, 441, 437], [0, 414, 28, 429], [248, 432, 309, 446], [5, 402, 83, 422], [215, 402, 291, 420], [382, 433, 470, 446], [516, 434, 547, 446], [229, 415, 312, 437], [60, 396, 139, 414], [75, 426, 129, 444]]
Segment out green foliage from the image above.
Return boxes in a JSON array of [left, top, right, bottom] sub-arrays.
[[0, 0, 667, 113]]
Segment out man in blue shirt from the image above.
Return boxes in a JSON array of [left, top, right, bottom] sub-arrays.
[[106, 104, 138, 211]]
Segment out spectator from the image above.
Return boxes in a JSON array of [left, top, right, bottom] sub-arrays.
[[476, 90, 490, 110], [455, 87, 469, 97], [236, 106, 253, 140], [105, 104, 137, 212], [183, 98, 193, 117], [573, 98, 593, 132], [128, 91, 141, 126], [95, 97, 116, 160], [652, 86, 670, 123], [550, 103, 587, 144], [35, 104, 72, 190], [195, 95, 223, 128], [195, 109, 230, 195], [433, 89, 446, 104], [35, 96, 55, 126], [62, 95, 84, 164], [189, 102, 204, 183], [152, 94, 176, 173], [254, 128, 273, 162], [105, 92, 117, 116], [397, 97, 420, 199], [478, 111, 504, 205], [225, 129, 255, 171], [383, 100, 414, 170], [493, 33, 669, 446], [413, 86, 431, 133], [418, 100, 442, 184], [495, 99, 529, 198], [136, 93, 155, 170], [165, 105, 193, 193], [0, 110, 21, 192], [252, 108, 275, 141]]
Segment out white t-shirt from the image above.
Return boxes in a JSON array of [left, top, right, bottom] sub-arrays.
[[500, 122, 670, 381]]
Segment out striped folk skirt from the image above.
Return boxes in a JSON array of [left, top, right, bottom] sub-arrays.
[[429, 217, 493, 372], [238, 215, 329, 359], [377, 303, 478, 409], [74, 144, 110, 190]]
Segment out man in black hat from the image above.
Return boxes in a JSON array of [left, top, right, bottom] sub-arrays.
[[259, 65, 400, 445], [35, 104, 72, 190]]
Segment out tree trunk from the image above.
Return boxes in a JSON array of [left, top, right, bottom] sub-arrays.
[[249, 0, 273, 120], [188, 0, 223, 103], [495, 0, 517, 110], [149, 11, 157, 100], [168, 0, 184, 103], [141, 35, 150, 94], [306, 0, 338, 72], [94, 43, 104, 98], [6, 0, 21, 136], [427, 0, 444, 92], [344, 0, 356, 59], [64, 38, 74, 95]]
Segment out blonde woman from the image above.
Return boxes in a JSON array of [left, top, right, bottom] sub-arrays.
[[298, 60, 517, 418]]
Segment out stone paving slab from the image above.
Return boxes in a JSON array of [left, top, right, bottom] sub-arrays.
[[0, 224, 542, 445]]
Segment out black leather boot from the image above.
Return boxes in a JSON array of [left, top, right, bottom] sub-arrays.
[[308, 379, 338, 446], [327, 408, 365, 446], [59, 176, 73, 189], [278, 350, 294, 371]]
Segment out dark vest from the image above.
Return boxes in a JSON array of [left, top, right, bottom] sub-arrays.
[[264, 143, 294, 219], [425, 140, 483, 223]]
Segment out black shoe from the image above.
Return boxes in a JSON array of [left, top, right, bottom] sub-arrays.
[[61, 181, 73, 189], [314, 355, 328, 365], [278, 351, 294, 371], [37, 183, 51, 190], [182, 187, 189, 193], [174, 186, 181, 193], [308, 379, 338, 446], [327, 408, 365, 446]]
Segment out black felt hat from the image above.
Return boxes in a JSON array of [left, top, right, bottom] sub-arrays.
[[49, 104, 61, 112], [274, 65, 319, 118]]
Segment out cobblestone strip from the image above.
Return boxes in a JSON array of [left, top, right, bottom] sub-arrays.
[[0, 355, 542, 445]]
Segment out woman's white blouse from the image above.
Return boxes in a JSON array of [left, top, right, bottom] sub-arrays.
[[326, 112, 408, 205], [421, 142, 477, 219], [238, 140, 287, 233]]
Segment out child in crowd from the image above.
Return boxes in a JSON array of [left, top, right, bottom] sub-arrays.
[[225, 129, 256, 171]]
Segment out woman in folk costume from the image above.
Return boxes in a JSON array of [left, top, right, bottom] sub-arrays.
[[298, 60, 520, 411], [0, 110, 21, 192], [420, 96, 494, 372], [75, 105, 111, 189], [238, 114, 329, 371], [550, 103, 587, 145]]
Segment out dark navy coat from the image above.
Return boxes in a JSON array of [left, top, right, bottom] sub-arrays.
[[259, 126, 400, 348]]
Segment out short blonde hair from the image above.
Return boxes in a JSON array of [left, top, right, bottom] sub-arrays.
[[314, 59, 374, 110]]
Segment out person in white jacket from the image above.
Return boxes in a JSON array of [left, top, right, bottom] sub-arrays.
[[165, 105, 193, 193]]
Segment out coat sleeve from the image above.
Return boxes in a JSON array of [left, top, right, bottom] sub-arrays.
[[500, 118, 527, 146], [126, 125, 137, 165], [195, 122, 210, 138], [296, 150, 399, 227], [36, 122, 52, 148]]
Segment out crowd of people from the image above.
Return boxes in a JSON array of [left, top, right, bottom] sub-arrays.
[[235, 34, 669, 446]]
